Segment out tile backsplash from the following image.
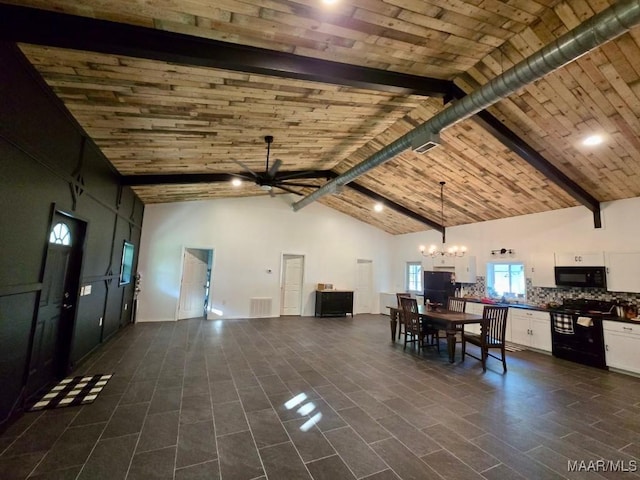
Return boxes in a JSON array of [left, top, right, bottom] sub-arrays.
[[461, 277, 640, 307]]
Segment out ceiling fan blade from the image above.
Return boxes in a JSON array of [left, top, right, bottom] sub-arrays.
[[275, 184, 304, 196], [276, 170, 325, 181], [230, 158, 258, 178], [268, 159, 282, 178], [232, 173, 256, 181], [278, 181, 323, 188]]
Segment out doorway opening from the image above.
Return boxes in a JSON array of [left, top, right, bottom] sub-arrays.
[[355, 259, 373, 314], [27, 210, 87, 398], [178, 248, 214, 320], [281, 254, 305, 316]]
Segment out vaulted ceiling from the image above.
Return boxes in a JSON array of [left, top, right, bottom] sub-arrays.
[[2, 0, 640, 235]]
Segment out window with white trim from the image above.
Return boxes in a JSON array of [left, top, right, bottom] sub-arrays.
[[406, 262, 422, 293], [487, 262, 526, 301]]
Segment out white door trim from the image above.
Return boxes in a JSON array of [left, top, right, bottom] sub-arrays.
[[280, 253, 305, 316], [175, 245, 214, 321], [355, 258, 374, 314]]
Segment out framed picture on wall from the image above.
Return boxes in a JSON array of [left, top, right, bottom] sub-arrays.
[[119, 241, 135, 286]]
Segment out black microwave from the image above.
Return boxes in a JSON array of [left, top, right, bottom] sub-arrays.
[[554, 266, 607, 288]]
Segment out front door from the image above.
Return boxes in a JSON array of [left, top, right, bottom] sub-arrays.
[[281, 254, 304, 316], [27, 212, 85, 397]]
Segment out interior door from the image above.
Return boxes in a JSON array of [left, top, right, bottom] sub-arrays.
[[281, 254, 304, 316], [355, 259, 373, 314], [27, 212, 85, 397], [178, 248, 209, 319]]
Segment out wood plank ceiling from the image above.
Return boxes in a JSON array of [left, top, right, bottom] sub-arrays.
[[4, 0, 640, 235]]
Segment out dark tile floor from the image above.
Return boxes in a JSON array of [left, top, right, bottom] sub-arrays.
[[2, 314, 640, 480]]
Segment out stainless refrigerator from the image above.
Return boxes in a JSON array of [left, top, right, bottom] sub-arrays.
[[423, 271, 457, 305]]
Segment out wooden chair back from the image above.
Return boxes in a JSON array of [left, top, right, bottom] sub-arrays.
[[447, 297, 466, 313], [395, 293, 412, 327], [482, 306, 509, 345], [399, 296, 420, 334], [396, 292, 411, 308], [462, 305, 509, 372]]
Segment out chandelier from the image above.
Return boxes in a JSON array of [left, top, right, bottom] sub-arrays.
[[419, 181, 467, 258]]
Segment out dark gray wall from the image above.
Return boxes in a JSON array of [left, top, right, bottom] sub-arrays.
[[0, 42, 144, 427]]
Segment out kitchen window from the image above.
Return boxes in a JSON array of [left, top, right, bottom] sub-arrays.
[[406, 262, 422, 293], [487, 262, 526, 302]]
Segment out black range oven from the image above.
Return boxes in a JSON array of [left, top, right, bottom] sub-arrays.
[[550, 299, 613, 370]]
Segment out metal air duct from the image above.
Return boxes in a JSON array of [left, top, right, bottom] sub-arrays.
[[292, 0, 640, 212]]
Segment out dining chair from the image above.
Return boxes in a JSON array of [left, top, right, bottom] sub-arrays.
[[400, 297, 439, 352], [440, 296, 467, 347], [447, 297, 466, 313], [395, 293, 412, 340], [461, 305, 509, 372]]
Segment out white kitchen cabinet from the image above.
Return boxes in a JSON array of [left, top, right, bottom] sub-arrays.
[[455, 255, 476, 283], [605, 251, 640, 293], [603, 320, 640, 374], [421, 256, 451, 271], [555, 251, 604, 266], [508, 308, 551, 351], [528, 252, 556, 288], [431, 255, 455, 268]]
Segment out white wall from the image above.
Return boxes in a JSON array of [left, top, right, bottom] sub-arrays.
[[390, 196, 640, 290], [137, 195, 393, 321]]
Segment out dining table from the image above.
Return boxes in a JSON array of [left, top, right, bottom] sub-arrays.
[[388, 304, 484, 363]]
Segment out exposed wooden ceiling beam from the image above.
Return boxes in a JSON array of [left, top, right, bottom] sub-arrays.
[[0, 4, 453, 98], [343, 180, 444, 232], [124, 170, 441, 230], [451, 85, 602, 228]]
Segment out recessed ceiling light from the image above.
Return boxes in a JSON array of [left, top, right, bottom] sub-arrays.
[[374, 203, 383, 212], [231, 178, 242, 187], [322, 0, 338, 4], [583, 134, 603, 146]]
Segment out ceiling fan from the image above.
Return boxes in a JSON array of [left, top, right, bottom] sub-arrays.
[[230, 135, 324, 197]]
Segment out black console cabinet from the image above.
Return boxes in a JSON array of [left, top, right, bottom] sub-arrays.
[[315, 290, 354, 317]]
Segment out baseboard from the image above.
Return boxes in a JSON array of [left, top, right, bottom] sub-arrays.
[[135, 317, 177, 322]]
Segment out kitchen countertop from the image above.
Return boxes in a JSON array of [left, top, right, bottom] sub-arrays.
[[463, 298, 640, 323]]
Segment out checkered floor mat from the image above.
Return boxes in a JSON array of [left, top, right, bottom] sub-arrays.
[[29, 374, 112, 411]]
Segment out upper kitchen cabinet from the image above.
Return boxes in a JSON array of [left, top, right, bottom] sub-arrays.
[[422, 255, 455, 270], [605, 251, 640, 293], [454, 256, 476, 283], [555, 252, 605, 266], [528, 252, 556, 288]]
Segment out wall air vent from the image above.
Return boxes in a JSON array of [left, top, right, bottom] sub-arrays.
[[250, 297, 272, 318], [411, 131, 441, 154]]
